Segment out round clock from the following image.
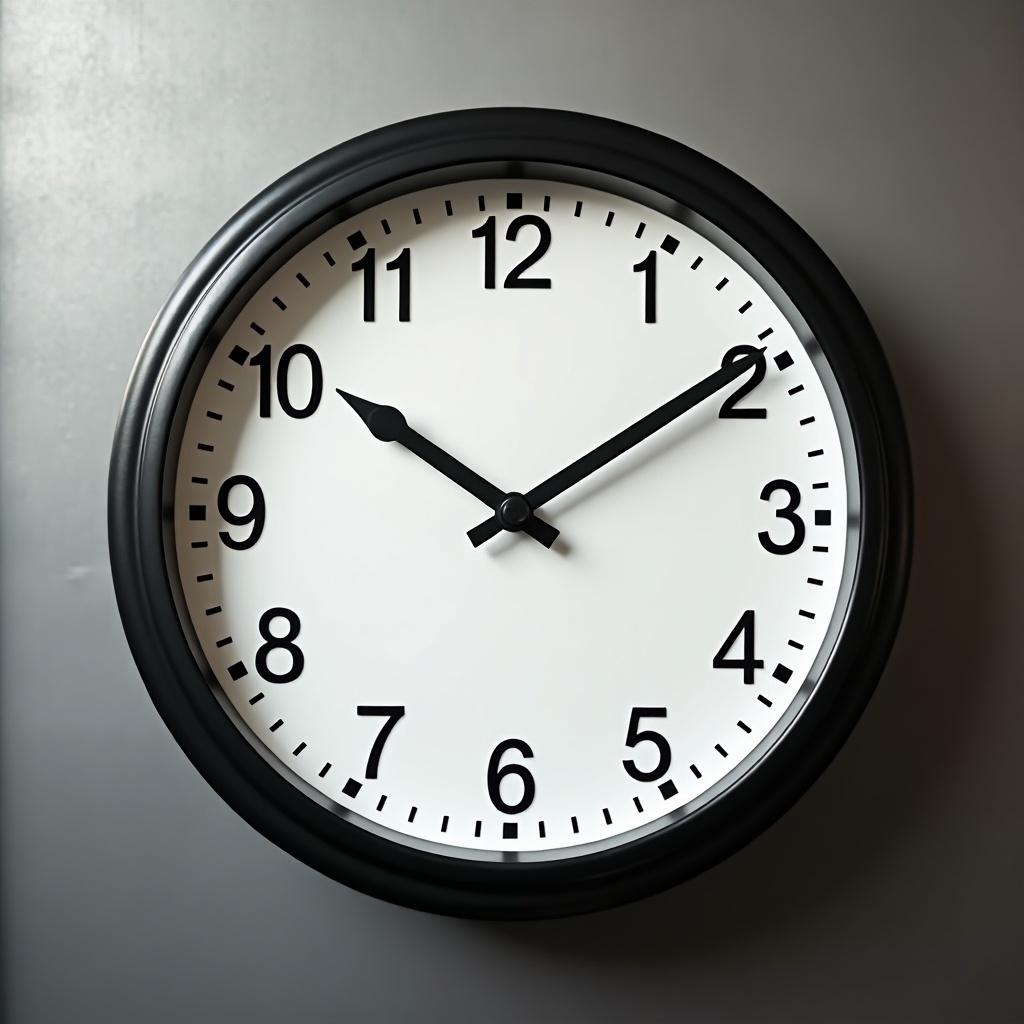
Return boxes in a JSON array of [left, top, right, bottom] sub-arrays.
[[109, 108, 911, 918]]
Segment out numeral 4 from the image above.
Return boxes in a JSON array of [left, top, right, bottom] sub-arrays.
[[712, 610, 764, 685]]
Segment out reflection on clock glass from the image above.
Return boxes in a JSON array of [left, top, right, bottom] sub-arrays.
[[172, 177, 857, 858]]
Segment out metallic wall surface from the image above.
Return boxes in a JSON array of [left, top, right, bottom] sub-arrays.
[[2, 2, 1021, 1020]]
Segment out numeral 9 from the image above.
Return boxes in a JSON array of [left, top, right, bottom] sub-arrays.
[[217, 475, 265, 550]]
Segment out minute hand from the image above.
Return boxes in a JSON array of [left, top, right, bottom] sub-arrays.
[[467, 349, 764, 548]]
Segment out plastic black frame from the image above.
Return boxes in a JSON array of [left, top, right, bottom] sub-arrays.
[[109, 108, 912, 919]]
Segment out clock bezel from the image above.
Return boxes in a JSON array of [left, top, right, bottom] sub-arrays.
[[109, 108, 912, 919]]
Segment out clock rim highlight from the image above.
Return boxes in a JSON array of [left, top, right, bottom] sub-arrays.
[[109, 108, 912, 919]]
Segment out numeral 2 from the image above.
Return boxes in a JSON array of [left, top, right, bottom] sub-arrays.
[[719, 345, 767, 418]]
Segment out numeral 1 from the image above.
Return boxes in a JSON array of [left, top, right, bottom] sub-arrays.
[[633, 250, 657, 323]]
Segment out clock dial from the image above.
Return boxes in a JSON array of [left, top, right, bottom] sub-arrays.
[[171, 177, 857, 857]]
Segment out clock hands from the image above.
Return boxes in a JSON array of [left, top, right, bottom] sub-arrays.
[[466, 349, 765, 548], [336, 389, 560, 548]]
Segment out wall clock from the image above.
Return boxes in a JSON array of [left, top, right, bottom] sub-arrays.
[[109, 108, 911, 918]]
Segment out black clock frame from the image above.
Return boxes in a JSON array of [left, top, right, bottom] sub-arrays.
[[109, 108, 912, 919]]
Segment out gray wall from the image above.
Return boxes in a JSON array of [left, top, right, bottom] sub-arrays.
[[2, 2, 1021, 1021]]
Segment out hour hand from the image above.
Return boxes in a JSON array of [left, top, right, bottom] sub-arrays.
[[336, 390, 559, 548]]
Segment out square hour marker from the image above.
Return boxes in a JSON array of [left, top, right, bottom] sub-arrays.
[[506, 192, 522, 209], [342, 778, 362, 799], [347, 230, 367, 250], [774, 350, 794, 371], [815, 510, 832, 526], [227, 661, 247, 681], [503, 822, 518, 839], [773, 663, 793, 683], [660, 234, 679, 254], [228, 345, 248, 365], [658, 779, 678, 799], [188, 504, 206, 521]]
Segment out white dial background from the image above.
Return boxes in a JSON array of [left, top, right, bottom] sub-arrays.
[[173, 177, 855, 856]]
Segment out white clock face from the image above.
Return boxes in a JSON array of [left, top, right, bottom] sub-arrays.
[[172, 176, 857, 858]]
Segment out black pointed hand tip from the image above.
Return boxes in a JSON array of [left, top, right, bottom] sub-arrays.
[[336, 389, 406, 441], [336, 388, 377, 418]]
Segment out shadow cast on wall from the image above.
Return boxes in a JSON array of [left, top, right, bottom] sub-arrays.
[[469, 306, 998, 966]]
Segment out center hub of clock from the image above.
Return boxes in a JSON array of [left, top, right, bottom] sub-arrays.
[[496, 492, 532, 531]]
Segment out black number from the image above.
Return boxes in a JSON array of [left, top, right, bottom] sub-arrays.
[[255, 607, 304, 684], [471, 217, 497, 289], [351, 248, 374, 320], [472, 215, 552, 289], [217, 475, 265, 550], [712, 610, 764, 685], [759, 479, 805, 554], [487, 738, 535, 814], [504, 215, 551, 288], [719, 344, 767, 418], [633, 250, 657, 323], [251, 344, 323, 419], [386, 248, 411, 321], [352, 247, 411, 322], [622, 707, 671, 782], [356, 706, 405, 779]]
